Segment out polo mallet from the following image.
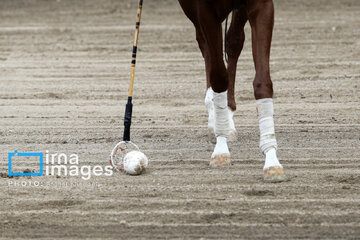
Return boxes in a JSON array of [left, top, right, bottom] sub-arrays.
[[110, 0, 144, 172]]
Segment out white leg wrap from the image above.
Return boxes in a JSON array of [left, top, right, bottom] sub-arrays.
[[205, 88, 214, 131], [205, 88, 236, 138], [213, 91, 230, 138], [256, 98, 277, 154], [228, 107, 236, 134]]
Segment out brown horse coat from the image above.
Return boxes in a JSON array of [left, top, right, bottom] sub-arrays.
[[178, 0, 275, 110]]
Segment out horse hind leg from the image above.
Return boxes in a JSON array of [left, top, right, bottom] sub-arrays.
[[225, 8, 248, 140]]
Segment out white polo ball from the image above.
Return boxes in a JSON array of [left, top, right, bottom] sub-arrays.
[[123, 151, 148, 175]]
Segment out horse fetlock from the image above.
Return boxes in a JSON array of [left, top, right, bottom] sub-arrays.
[[256, 98, 277, 154], [213, 91, 231, 138], [205, 98, 236, 139]]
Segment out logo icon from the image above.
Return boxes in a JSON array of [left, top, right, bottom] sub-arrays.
[[8, 150, 43, 176]]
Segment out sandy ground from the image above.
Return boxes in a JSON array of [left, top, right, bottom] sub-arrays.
[[1, 0, 360, 239]]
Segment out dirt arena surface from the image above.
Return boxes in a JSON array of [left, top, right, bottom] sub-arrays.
[[1, 0, 360, 239]]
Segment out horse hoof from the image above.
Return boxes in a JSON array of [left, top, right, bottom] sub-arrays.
[[210, 154, 231, 167], [263, 166, 286, 183]]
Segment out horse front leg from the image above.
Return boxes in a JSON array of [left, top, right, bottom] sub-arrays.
[[247, 0, 286, 182], [204, 11, 247, 140], [195, 5, 232, 166]]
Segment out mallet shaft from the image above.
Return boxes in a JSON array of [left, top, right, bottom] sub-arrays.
[[123, 0, 144, 142], [128, 0, 143, 97]]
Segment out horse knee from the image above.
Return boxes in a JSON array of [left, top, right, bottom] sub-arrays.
[[253, 75, 273, 99], [209, 67, 228, 93]]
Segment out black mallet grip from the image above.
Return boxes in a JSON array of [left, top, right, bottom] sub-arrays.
[[123, 97, 133, 141]]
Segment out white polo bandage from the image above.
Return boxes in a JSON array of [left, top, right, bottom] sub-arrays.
[[256, 98, 277, 154], [205, 88, 214, 108], [205, 88, 214, 130], [213, 91, 230, 137]]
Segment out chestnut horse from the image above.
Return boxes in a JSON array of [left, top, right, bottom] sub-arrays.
[[178, 0, 286, 182]]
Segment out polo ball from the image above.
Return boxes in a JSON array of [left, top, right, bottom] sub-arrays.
[[123, 151, 148, 175]]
